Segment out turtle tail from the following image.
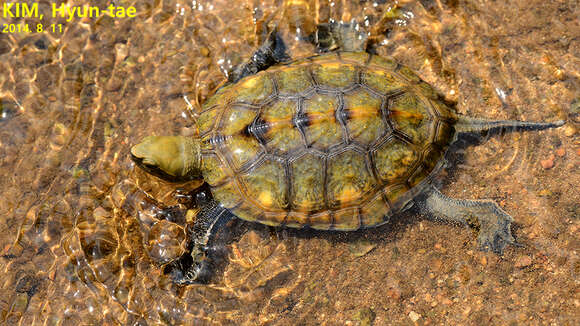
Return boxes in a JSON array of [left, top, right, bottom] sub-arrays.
[[454, 115, 565, 135]]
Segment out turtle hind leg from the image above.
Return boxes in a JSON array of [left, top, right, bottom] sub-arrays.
[[228, 27, 291, 83], [418, 185, 515, 254], [164, 188, 234, 284]]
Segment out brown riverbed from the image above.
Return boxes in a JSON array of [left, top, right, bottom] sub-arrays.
[[0, 0, 578, 325]]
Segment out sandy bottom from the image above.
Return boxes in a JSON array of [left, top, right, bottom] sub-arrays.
[[0, 0, 578, 324]]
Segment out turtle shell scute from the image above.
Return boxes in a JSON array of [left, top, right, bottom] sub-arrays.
[[198, 52, 457, 229]]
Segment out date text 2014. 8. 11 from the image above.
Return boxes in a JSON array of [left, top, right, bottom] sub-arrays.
[[1, 23, 63, 34]]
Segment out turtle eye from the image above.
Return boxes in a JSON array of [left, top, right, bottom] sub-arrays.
[[195, 187, 212, 206]]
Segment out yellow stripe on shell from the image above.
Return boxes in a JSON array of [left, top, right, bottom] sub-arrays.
[[348, 105, 380, 119], [337, 186, 362, 206], [390, 109, 425, 121], [258, 191, 274, 208]]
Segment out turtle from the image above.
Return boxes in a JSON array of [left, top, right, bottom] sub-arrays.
[[130, 25, 564, 284]]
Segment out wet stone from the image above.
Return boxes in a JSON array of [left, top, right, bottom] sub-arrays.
[[563, 125, 576, 137], [15, 274, 39, 294], [540, 154, 555, 169], [11, 293, 29, 314], [348, 239, 376, 258], [0, 98, 20, 121], [515, 255, 533, 268], [408, 311, 421, 322], [353, 307, 376, 326]]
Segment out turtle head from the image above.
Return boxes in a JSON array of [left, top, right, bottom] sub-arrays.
[[131, 136, 202, 182]]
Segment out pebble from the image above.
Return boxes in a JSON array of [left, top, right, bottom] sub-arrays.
[[348, 240, 376, 258], [515, 255, 533, 268], [387, 288, 401, 300], [115, 43, 129, 63], [200, 47, 210, 57], [353, 307, 376, 326], [463, 306, 472, 316], [92, 206, 109, 219], [424, 293, 432, 302], [480, 256, 487, 266], [408, 311, 421, 322], [537, 189, 553, 197], [563, 125, 576, 137], [555, 148, 566, 157], [540, 154, 555, 169]]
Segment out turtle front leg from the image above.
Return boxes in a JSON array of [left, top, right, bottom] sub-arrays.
[[228, 27, 291, 83], [419, 185, 515, 254], [164, 187, 234, 284]]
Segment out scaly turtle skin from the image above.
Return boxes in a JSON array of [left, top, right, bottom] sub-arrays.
[[131, 48, 564, 283]]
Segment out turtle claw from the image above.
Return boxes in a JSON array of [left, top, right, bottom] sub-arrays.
[[477, 231, 515, 254], [470, 203, 515, 254], [164, 249, 213, 284], [170, 261, 212, 285], [474, 210, 515, 254], [174, 188, 195, 206]]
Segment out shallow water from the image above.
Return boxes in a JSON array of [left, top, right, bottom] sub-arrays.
[[0, 0, 578, 324]]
